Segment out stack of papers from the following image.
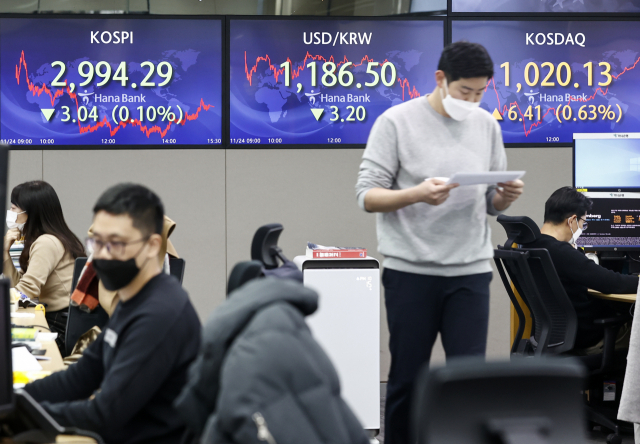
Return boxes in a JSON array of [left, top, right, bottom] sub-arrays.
[[428, 171, 526, 186], [12, 346, 42, 372]]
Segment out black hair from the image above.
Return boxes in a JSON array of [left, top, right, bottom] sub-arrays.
[[11, 181, 85, 272], [544, 186, 593, 225], [437, 41, 494, 83], [93, 183, 164, 236]]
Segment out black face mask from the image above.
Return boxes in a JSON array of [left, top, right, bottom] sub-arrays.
[[92, 258, 141, 291]]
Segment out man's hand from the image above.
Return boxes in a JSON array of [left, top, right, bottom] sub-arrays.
[[4, 228, 20, 253], [412, 178, 459, 206], [493, 179, 524, 211], [363, 179, 459, 213]]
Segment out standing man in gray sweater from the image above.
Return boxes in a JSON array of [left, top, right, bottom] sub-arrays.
[[356, 42, 524, 444]]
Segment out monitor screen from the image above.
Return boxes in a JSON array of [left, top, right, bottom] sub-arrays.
[[577, 192, 640, 250], [0, 16, 222, 147], [451, 0, 640, 13], [451, 19, 640, 146], [229, 18, 444, 146], [0, 278, 13, 416], [574, 133, 640, 190]]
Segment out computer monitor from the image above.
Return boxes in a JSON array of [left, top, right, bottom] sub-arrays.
[[574, 133, 640, 191], [0, 144, 9, 417], [573, 134, 640, 250], [576, 192, 640, 251], [0, 278, 13, 417]]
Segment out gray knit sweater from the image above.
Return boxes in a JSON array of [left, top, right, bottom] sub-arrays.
[[618, 296, 640, 425], [355, 96, 507, 277]]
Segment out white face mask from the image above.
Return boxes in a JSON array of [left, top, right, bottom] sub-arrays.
[[568, 218, 583, 247], [6, 210, 26, 231], [439, 79, 481, 121]]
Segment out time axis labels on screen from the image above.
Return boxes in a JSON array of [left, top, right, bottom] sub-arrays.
[[229, 19, 443, 146], [0, 18, 222, 147], [452, 20, 640, 145]]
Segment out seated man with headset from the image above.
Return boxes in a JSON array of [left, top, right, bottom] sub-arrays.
[[522, 186, 637, 349]]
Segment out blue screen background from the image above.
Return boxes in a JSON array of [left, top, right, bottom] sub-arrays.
[[1, 18, 222, 146], [229, 19, 443, 145], [452, 20, 640, 145], [575, 139, 640, 188]]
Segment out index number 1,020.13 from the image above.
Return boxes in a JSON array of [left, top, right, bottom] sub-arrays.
[[500, 61, 613, 88]]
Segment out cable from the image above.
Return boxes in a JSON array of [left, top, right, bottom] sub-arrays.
[[24, 325, 51, 331], [63, 427, 105, 444]]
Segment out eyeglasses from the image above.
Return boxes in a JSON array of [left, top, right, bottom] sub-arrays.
[[578, 218, 589, 231], [86, 236, 149, 257]]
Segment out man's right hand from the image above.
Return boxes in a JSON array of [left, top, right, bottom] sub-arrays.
[[412, 178, 459, 206], [4, 228, 20, 252]]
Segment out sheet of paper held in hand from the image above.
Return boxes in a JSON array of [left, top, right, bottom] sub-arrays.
[[431, 171, 526, 186]]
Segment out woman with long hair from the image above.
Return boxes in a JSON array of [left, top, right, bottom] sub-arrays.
[[3, 181, 85, 353]]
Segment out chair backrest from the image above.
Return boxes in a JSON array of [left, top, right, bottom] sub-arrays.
[[71, 257, 88, 294], [227, 260, 263, 296], [412, 358, 587, 444], [250, 223, 287, 269], [65, 257, 105, 357], [169, 258, 186, 284], [496, 247, 578, 355], [497, 215, 542, 247]]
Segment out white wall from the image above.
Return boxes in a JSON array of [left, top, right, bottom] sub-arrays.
[[7, 146, 572, 379]]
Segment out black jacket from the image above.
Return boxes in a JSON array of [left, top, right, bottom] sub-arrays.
[[522, 235, 637, 347], [175, 277, 369, 444], [25, 273, 201, 444]]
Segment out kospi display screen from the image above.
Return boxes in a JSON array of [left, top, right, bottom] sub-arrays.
[[452, 20, 640, 145], [229, 19, 444, 146], [452, 0, 640, 13], [0, 17, 222, 147]]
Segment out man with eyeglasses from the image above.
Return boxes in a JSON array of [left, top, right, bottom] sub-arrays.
[[522, 186, 637, 350], [24, 183, 201, 444]]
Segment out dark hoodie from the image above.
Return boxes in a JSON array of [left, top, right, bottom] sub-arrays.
[[175, 277, 369, 444]]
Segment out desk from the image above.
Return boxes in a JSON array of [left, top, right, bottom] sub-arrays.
[[8, 310, 95, 443], [2, 437, 96, 443], [11, 307, 64, 372], [587, 290, 637, 304], [511, 290, 637, 346]]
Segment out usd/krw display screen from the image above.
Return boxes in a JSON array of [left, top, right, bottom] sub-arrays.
[[452, 20, 640, 145], [229, 19, 443, 146], [452, 0, 640, 13], [0, 17, 222, 147]]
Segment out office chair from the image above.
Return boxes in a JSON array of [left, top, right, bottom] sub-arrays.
[[228, 224, 302, 296], [494, 218, 578, 356], [227, 260, 264, 296], [64, 258, 109, 357], [495, 215, 629, 444], [250, 223, 289, 269], [169, 257, 186, 284], [412, 358, 588, 444]]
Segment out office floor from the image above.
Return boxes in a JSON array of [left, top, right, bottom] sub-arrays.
[[377, 386, 635, 444]]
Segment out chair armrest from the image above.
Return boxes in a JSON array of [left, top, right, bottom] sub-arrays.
[[593, 315, 630, 374], [593, 316, 629, 326]]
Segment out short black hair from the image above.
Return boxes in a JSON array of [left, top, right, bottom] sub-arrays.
[[544, 186, 592, 225], [93, 183, 164, 236], [437, 41, 494, 83]]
